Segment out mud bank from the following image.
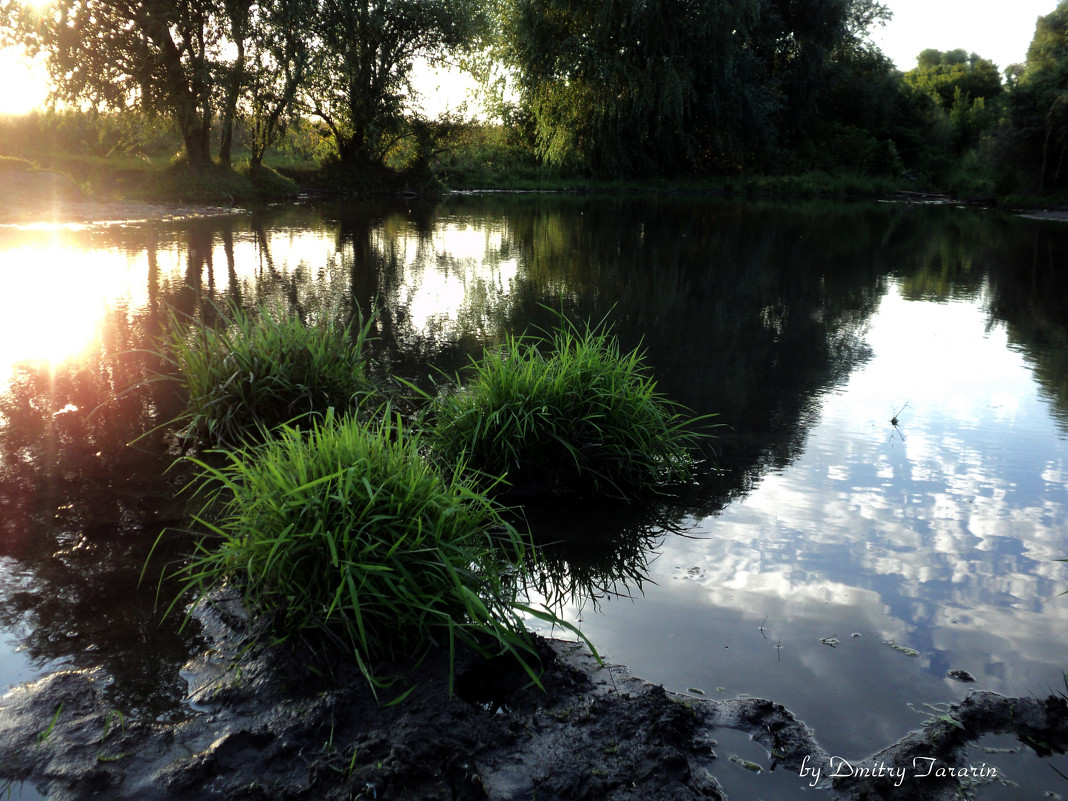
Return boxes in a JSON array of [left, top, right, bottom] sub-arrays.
[[0, 591, 1066, 801], [0, 170, 240, 226]]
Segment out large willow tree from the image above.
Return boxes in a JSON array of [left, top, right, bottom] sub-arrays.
[[494, 0, 890, 175]]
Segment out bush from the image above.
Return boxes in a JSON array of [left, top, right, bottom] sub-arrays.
[[160, 302, 375, 447], [177, 411, 548, 694], [422, 318, 709, 497]]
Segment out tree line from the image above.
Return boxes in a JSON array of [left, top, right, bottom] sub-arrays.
[[3, 0, 1068, 193]]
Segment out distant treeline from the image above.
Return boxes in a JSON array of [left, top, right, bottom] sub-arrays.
[[3, 0, 1068, 195]]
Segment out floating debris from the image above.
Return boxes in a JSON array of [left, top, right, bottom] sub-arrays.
[[947, 669, 976, 683], [729, 753, 762, 773], [884, 640, 920, 657]]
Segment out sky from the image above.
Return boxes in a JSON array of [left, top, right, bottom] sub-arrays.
[[0, 0, 1062, 116], [870, 0, 1057, 71]]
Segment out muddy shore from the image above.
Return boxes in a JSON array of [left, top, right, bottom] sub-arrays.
[[1, 589, 1066, 801]]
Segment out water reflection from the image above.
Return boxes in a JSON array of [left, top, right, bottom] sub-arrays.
[[0, 308, 197, 718], [0, 197, 1065, 781]]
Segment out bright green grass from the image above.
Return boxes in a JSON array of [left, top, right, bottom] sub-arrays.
[[176, 410, 562, 697], [422, 318, 711, 497], [159, 302, 375, 447]]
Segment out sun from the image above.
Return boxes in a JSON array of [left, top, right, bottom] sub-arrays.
[[0, 46, 50, 116]]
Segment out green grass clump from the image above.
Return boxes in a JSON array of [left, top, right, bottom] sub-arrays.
[[423, 319, 709, 497], [179, 411, 548, 695], [161, 303, 374, 447]]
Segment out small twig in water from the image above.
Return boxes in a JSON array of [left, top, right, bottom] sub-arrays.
[[759, 616, 768, 639], [890, 401, 910, 427], [776, 635, 783, 662]]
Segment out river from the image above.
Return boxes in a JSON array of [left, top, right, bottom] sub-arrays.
[[0, 195, 1066, 799]]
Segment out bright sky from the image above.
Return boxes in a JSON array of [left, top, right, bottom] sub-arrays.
[[872, 0, 1057, 71], [0, 1, 1061, 116]]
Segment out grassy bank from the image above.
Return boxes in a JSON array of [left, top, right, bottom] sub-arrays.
[[0, 111, 966, 204]]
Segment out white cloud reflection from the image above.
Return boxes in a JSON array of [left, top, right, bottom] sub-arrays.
[[541, 280, 1068, 757]]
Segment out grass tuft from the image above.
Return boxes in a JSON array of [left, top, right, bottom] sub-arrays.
[[421, 316, 711, 497], [175, 410, 554, 695], [158, 301, 376, 447]]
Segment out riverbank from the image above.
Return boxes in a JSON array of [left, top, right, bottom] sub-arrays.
[[2, 588, 1066, 801], [0, 150, 951, 212]]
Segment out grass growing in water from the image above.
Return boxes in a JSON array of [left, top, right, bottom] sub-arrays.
[[422, 317, 710, 497], [159, 302, 375, 447], [176, 410, 561, 697]]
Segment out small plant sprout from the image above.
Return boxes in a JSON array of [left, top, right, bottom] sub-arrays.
[[37, 702, 63, 745]]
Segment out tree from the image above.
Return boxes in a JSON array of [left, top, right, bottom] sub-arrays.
[[303, 0, 482, 167], [238, 0, 317, 165], [901, 49, 1003, 154], [1007, 0, 1068, 189], [2, 0, 224, 166], [747, 0, 891, 143], [492, 0, 892, 176], [903, 49, 1002, 109], [494, 0, 773, 175]]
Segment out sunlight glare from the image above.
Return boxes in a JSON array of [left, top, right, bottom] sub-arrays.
[[0, 47, 49, 115], [0, 240, 148, 384]]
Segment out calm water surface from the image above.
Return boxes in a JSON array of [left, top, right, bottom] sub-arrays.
[[1, 196, 1067, 798]]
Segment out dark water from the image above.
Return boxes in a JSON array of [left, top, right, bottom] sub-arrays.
[[1, 196, 1067, 797]]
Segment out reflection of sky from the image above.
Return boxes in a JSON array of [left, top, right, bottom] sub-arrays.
[[532, 279, 1068, 760], [0, 219, 516, 381], [381, 219, 520, 338]]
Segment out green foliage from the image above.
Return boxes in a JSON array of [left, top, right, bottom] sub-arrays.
[[900, 49, 1004, 158], [1008, 1, 1068, 191], [490, 0, 896, 176], [422, 317, 710, 497], [0, 109, 181, 163], [428, 122, 550, 188], [3, 0, 223, 165], [493, 0, 773, 174], [904, 49, 1003, 110], [177, 410, 550, 694], [159, 302, 375, 447]]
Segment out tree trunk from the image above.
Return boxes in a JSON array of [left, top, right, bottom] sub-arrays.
[[220, 3, 250, 167]]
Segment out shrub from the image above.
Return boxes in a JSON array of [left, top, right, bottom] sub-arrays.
[[160, 302, 375, 447], [176, 411, 551, 695], [422, 318, 709, 497]]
